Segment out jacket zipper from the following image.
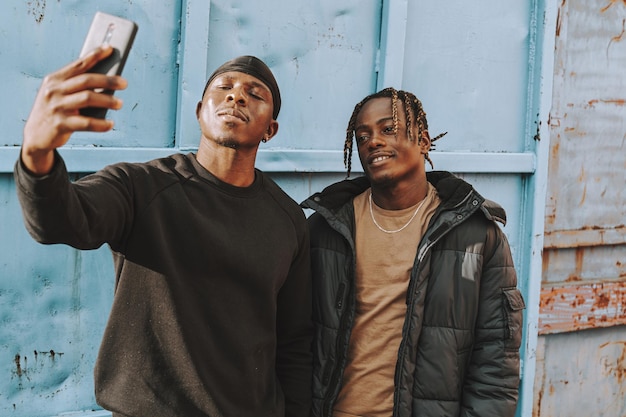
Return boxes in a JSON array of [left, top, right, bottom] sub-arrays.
[[392, 190, 477, 415]]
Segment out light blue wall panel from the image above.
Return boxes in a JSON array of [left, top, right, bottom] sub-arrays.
[[0, 0, 552, 416], [402, 2, 531, 153], [181, 0, 383, 150], [1, 174, 115, 416], [0, 1, 181, 148]]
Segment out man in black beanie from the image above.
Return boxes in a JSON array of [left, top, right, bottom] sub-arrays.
[[15, 45, 312, 417]]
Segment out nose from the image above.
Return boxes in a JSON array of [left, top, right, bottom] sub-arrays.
[[368, 132, 386, 148], [226, 87, 247, 104]]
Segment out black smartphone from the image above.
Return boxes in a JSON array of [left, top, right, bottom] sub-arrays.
[[79, 12, 138, 119]]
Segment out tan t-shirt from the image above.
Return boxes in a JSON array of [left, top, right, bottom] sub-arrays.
[[333, 184, 440, 417]]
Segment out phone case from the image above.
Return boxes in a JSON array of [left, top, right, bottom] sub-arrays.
[[79, 12, 138, 118]]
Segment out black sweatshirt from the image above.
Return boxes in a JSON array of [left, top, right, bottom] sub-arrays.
[[14, 152, 313, 417]]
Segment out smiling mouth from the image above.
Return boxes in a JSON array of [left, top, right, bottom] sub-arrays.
[[370, 155, 392, 164]]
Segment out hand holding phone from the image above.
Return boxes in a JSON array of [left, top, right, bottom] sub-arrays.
[[79, 12, 138, 118]]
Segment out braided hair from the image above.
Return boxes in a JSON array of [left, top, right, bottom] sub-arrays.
[[343, 87, 447, 177]]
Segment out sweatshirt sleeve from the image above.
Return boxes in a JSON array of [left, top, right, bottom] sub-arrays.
[[461, 222, 525, 417], [275, 217, 313, 417], [14, 151, 133, 250]]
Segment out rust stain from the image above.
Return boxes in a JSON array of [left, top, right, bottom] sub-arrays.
[[618, 344, 626, 383], [564, 248, 585, 282], [543, 224, 626, 249], [599, 341, 626, 384], [542, 249, 550, 274], [594, 289, 611, 309], [600, 0, 626, 13], [539, 281, 626, 334], [533, 341, 548, 417], [611, 19, 626, 43], [555, 0, 565, 37], [572, 293, 586, 307], [565, 274, 581, 282], [587, 98, 626, 107]]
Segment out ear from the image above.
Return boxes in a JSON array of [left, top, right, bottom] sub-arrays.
[[195, 101, 202, 119], [419, 130, 431, 154], [262, 120, 279, 143]]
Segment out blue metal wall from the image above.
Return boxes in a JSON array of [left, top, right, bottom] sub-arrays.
[[0, 1, 553, 415]]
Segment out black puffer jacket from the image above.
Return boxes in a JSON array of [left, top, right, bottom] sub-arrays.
[[301, 171, 525, 417]]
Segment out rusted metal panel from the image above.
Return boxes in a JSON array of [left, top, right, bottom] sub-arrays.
[[547, 0, 626, 238], [542, 246, 626, 284], [533, 330, 626, 417], [539, 280, 626, 334], [544, 0, 626, 321], [543, 225, 626, 249], [535, 0, 626, 414]]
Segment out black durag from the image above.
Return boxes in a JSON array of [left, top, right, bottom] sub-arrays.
[[202, 55, 281, 119]]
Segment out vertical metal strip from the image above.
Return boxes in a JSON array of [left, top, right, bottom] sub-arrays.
[[175, 0, 212, 149], [376, 0, 409, 91], [518, 0, 557, 415]]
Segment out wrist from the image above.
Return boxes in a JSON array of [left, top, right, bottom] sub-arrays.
[[21, 146, 55, 176]]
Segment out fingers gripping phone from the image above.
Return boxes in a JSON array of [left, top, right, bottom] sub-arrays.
[[79, 12, 138, 119]]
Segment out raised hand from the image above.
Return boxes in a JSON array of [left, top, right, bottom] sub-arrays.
[[21, 45, 128, 175]]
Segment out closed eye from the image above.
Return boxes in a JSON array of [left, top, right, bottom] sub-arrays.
[[248, 88, 268, 101]]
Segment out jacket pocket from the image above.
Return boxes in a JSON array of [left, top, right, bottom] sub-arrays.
[[502, 287, 525, 349]]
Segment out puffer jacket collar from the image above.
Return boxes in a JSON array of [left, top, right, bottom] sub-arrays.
[[302, 171, 506, 226]]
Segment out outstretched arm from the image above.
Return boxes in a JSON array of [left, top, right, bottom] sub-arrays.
[[21, 45, 127, 175]]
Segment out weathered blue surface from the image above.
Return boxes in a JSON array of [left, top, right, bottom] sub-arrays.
[[0, 0, 549, 415]]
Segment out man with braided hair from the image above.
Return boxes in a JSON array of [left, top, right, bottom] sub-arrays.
[[302, 87, 525, 417]]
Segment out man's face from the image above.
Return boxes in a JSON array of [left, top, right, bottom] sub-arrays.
[[196, 71, 278, 149], [355, 97, 430, 187]]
